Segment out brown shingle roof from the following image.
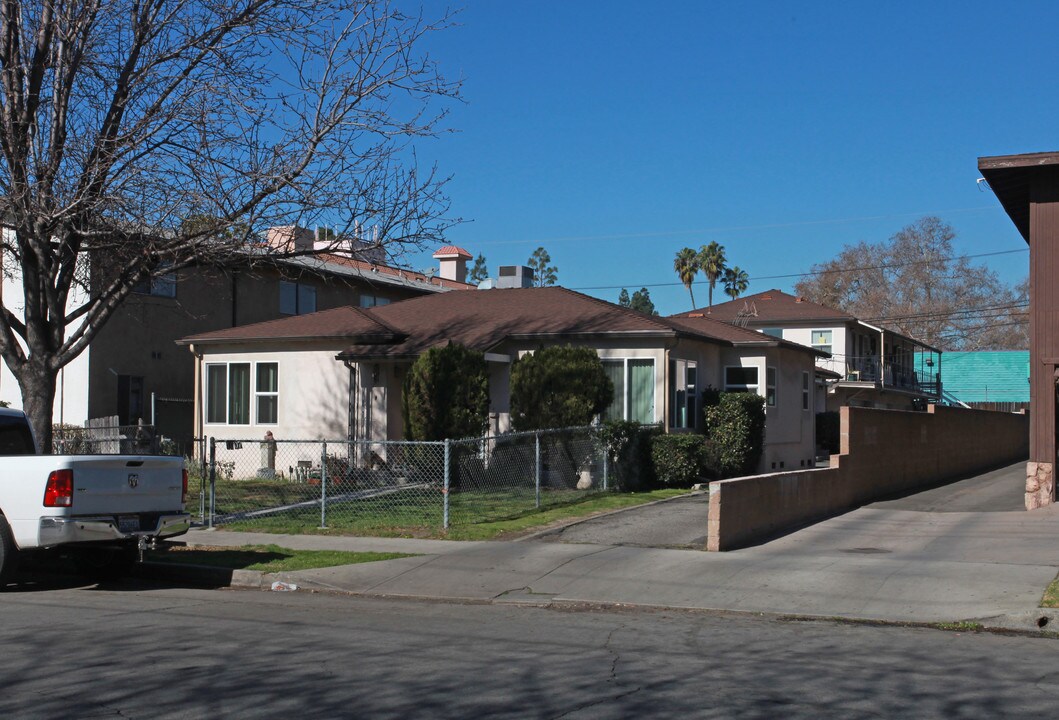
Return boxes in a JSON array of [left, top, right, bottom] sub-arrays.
[[673, 289, 855, 324], [178, 306, 405, 345], [177, 287, 823, 358]]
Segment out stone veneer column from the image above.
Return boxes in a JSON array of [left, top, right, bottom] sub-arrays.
[[1026, 461, 1055, 510]]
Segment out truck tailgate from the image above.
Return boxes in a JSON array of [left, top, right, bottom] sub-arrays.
[[66, 456, 184, 515]]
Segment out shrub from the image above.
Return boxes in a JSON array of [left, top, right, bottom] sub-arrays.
[[704, 392, 766, 478], [509, 345, 613, 431], [596, 420, 662, 491], [815, 411, 840, 454], [402, 342, 489, 441], [651, 434, 709, 487]]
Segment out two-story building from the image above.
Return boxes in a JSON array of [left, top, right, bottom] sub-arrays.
[[0, 225, 475, 448], [672, 289, 942, 412]]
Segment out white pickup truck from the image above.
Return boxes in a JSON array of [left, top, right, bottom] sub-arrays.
[[0, 408, 190, 582]]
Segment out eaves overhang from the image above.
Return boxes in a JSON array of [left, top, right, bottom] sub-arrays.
[[978, 151, 1059, 243]]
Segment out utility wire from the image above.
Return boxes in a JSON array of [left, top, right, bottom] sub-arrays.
[[476, 205, 999, 247], [571, 248, 1029, 291]]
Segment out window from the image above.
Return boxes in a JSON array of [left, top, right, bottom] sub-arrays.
[[256, 363, 279, 424], [670, 359, 697, 429], [279, 281, 317, 315], [762, 328, 783, 339], [602, 358, 655, 423], [802, 371, 811, 411], [766, 367, 777, 407], [206, 365, 227, 424], [811, 329, 833, 355], [132, 268, 177, 297], [724, 366, 760, 394], [205, 362, 252, 425], [228, 364, 250, 425], [360, 294, 391, 308]]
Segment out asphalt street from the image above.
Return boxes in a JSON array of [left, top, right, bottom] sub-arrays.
[[2, 581, 1058, 719]]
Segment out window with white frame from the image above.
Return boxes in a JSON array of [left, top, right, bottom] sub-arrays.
[[205, 362, 271, 425], [279, 281, 317, 315], [811, 329, 833, 355], [670, 359, 697, 429], [256, 363, 279, 424], [802, 371, 811, 410], [602, 358, 655, 423], [724, 366, 760, 394], [766, 366, 777, 407]]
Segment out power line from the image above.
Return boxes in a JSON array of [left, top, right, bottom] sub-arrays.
[[571, 248, 1029, 291], [860, 301, 1028, 324], [475, 205, 999, 248]]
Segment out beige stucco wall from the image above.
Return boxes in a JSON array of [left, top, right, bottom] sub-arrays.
[[707, 404, 1030, 551]]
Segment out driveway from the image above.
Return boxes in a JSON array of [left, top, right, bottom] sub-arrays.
[[532, 493, 711, 549], [534, 461, 1031, 550]]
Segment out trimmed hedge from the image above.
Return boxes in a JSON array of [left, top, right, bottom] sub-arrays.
[[402, 342, 490, 441], [510, 345, 613, 431], [704, 392, 766, 478], [651, 434, 710, 487], [596, 420, 662, 491]]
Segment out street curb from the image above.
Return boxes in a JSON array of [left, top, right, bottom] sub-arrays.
[[134, 561, 265, 589], [513, 489, 706, 542]]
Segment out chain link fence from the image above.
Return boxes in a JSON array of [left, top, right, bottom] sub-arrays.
[[198, 426, 610, 532]]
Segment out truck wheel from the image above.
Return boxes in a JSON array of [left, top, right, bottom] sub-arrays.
[[74, 545, 139, 581], [0, 515, 20, 586]]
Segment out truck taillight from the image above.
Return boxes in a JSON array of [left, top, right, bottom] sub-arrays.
[[181, 469, 188, 505], [44, 469, 74, 507]]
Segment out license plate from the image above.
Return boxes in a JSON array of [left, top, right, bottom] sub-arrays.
[[118, 516, 139, 533]]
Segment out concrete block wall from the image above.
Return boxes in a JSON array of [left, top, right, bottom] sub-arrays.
[[707, 405, 1029, 551]]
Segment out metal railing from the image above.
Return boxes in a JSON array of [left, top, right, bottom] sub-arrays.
[[194, 426, 609, 532]]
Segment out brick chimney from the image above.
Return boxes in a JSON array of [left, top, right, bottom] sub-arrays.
[[432, 246, 472, 283]]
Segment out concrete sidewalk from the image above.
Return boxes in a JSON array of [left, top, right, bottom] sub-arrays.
[[183, 501, 1059, 629]]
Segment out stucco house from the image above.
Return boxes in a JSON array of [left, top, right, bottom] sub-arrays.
[[178, 286, 825, 474], [673, 290, 942, 412]]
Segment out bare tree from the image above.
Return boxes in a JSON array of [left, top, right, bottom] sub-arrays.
[[794, 217, 1028, 351], [0, 1, 461, 449]]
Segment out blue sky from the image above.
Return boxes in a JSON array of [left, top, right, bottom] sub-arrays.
[[403, 1, 1047, 315]]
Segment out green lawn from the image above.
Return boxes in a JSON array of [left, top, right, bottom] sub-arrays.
[[147, 544, 414, 573], [217, 487, 691, 540]]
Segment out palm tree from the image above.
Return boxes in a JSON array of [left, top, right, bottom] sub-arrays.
[[673, 248, 699, 309], [698, 241, 727, 308], [723, 266, 749, 300]]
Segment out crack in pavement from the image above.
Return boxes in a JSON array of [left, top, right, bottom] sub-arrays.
[[530, 545, 616, 586]]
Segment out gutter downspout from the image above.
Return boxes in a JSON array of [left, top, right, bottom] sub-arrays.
[[343, 360, 357, 443], [190, 343, 203, 442]]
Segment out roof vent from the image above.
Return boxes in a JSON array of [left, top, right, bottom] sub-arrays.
[[761, 294, 772, 301], [688, 313, 704, 318]]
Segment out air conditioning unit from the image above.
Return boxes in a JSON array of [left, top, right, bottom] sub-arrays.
[[496, 265, 535, 289]]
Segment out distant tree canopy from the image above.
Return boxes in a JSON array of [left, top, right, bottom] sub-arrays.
[[528, 247, 558, 287], [793, 217, 1028, 351], [618, 287, 659, 315], [468, 253, 489, 285], [510, 346, 613, 431]]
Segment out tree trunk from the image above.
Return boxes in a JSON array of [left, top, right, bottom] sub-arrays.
[[18, 363, 57, 454]]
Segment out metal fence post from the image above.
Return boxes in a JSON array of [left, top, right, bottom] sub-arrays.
[[320, 440, 328, 529], [443, 439, 450, 530], [535, 431, 541, 509], [208, 437, 216, 529], [603, 447, 609, 491], [199, 439, 207, 523]]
